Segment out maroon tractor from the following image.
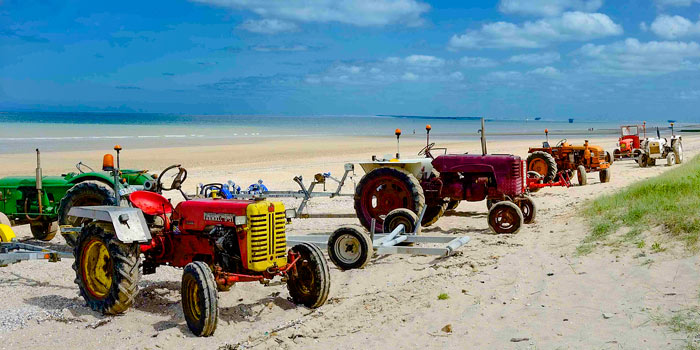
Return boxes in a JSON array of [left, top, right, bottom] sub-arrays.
[[355, 123, 534, 234]]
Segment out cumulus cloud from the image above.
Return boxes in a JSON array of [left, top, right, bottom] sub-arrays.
[[448, 12, 622, 50], [238, 19, 298, 34], [191, 0, 430, 27], [509, 52, 561, 65], [499, 0, 603, 17], [650, 15, 700, 39], [459, 56, 499, 68], [403, 54, 445, 67], [575, 38, 700, 75]]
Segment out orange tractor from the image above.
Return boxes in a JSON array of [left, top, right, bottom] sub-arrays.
[[526, 129, 612, 188]]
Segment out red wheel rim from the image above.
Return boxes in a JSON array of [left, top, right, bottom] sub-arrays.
[[359, 175, 414, 230], [490, 206, 519, 233]]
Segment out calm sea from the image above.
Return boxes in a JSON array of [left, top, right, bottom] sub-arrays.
[[0, 112, 685, 154]]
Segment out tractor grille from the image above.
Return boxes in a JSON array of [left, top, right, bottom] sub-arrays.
[[501, 159, 524, 196], [650, 142, 660, 155], [246, 201, 287, 272]]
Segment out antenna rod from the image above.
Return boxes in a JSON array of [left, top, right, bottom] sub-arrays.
[[480, 118, 487, 155]]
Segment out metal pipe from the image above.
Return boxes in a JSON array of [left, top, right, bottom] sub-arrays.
[[445, 236, 471, 255], [382, 235, 407, 246], [373, 223, 404, 246], [113, 146, 121, 205], [480, 118, 487, 155], [35, 149, 43, 214]]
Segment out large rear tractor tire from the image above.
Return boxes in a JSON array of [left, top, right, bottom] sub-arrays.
[[446, 200, 459, 211], [674, 142, 684, 164], [30, 220, 58, 241], [59, 182, 116, 246], [516, 196, 536, 224], [327, 225, 373, 270], [526, 151, 558, 183], [287, 243, 330, 309], [73, 223, 140, 315], [181, 261, 219, 337], [488, 202, 523, 234], [354, 167, 425, 233], [576, 165, 588, 186]]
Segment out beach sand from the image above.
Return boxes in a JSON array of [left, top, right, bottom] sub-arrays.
[[1, 134, 699, 349]]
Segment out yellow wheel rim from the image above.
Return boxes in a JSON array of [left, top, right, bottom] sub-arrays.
[[81, 238, 113, 299], [0, 224, 15, 243], [529, 158, 548, 176], [186, 280, 201, 321]]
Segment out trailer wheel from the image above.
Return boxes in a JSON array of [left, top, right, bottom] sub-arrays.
[[73, 223, 140, 315], [526, 151, 557, 183], [0, 223, 15, 243], [516, 196, 536, 224], [446, 200, 459, 211], [599, 168, 611, 183], [181, 261, 218, 337], [488, 202, 523, 234], [666, 152, 676, 166], [576, 165, 587, 186], [674, 142, 683, 164], [383, 208, 418, 233], [327, 225, 373, 270], [422, 202, 447, 227], [59, 182, 117, 245], [29, 220, 58, 241], [354, 167, 425, 233], [287, 243, 330, 308], [0, 212, 11, 227]]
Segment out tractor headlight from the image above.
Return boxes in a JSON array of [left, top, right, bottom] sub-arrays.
[[285, 209, 297, 219], [234, 216, 247, 226]]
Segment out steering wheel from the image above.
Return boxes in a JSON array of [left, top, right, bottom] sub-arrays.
[[418, 143, 436, 157], [76, 162, 94, 174], [157, 164, 188, 192], [556, 139, 567, 147]]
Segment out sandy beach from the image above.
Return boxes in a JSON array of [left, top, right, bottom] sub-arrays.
[[1, 133, 699, 350]]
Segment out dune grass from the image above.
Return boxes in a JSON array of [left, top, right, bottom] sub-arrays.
[[579, 155, 700, 254]]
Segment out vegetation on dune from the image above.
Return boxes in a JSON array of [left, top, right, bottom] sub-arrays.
[[579, 155, 700, 254]]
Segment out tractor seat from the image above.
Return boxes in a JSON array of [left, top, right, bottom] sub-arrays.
[[129, 191, 174, 230]]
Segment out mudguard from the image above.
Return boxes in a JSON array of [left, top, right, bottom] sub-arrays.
[[67, 206, 152, 243]]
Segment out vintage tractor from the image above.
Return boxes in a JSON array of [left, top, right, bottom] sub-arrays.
[[614, 124, 644, 160], [0, 148, 153, 243], [637, 123, 683, 167], [354, 122, 534, 235], [63, 158, 330, 337], [526, 129, 612, 186]]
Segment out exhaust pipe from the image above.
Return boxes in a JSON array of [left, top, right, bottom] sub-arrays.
[[479, 118, 487, 155], [35, 149, 43, 214]]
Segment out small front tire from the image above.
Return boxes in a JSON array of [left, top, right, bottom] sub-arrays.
[[287, 243, 330, 309], [327, 225, 373, 270], [576, 165, 588, 186], [30, 220, 58, 241], [487, 202, 524, 234], [181, 261, 218, 337], [599, 168, 611, 183], [516, 196, 536, 224]]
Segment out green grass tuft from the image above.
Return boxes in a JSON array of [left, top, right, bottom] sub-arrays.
[[437, 293, 450, 300], [580, 155, 700, 253]]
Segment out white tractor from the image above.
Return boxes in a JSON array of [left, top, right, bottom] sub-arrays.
[[637, 123, 683, 167]]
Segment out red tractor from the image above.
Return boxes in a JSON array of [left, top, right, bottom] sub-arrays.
[[614, 124, 645, 160], [64, 161, 330, 337], [354, 123, 535, 235]]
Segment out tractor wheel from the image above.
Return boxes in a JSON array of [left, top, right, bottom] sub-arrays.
[[516, 196, 536, 224], [599, 169, 611, 183], [73, 223, 140, 315], [666, 152, 676, 166], [576, 165, 587, 186], [59, 182, 116, 246], [639, 154, 648, 168], [446, 200, 459, 211], [526, 171, 544, 193], [421, 202, 447, 227], [647, 158, 656, 167], [0, 222, 16, 243], [613, 149, 621, 160], [181, 261, 218, 337], [605, 151, 613, 165], [0, 212, 11, 227], [29, 220, 58, 241], [354, 167, 425, 233], [383, 208, 418, 234], [486, 199, 501, 210], [287, 243, 330, 309], [327, 225, 373, 270], [526, 151, 557, 183], [674, 142, 683, 164], [487, 202, 523, 234]]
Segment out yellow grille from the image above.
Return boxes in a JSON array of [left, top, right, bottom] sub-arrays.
[[650, 142, 660, 155], [246, 201, 287, 272]]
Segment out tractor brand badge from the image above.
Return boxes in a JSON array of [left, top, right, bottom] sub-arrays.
[[204, 212, 235, 223]]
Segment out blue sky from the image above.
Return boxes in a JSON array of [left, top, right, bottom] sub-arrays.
[[1, 0, 700, 120]]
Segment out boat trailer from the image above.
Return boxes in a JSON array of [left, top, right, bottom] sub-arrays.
[[0, 224, 72, 267]]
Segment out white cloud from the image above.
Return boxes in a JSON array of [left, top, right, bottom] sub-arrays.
[[404, 55, 445, 67], [448, 12, 622, 50], [528, 66, 561, 76], [401, 72, 419, 81], [191, 0, 430, 27], [575, 38, 700, 75], [484, 70, 523, 81], [250, 44, 310, 52], [650, 15, 700, 39], [509, 52, 561, 65], [499, 0, 603, 17], [238, 19, 298, 34], [655, 0, 700, 7], [459, 56, 499, 68]]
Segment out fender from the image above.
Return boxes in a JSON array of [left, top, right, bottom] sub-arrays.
[[67, 172, 115, 186], [66, 206, 152, 243]]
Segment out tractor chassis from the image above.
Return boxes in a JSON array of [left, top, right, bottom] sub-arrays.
[[0, 241, 72, 267], [527, 171, 573, 190], [212, 251, 301, 289]]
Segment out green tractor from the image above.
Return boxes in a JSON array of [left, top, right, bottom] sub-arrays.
[[0, 146, 155, 244]]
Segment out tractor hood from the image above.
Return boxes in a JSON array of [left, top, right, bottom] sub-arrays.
[[173, 198, 253, 232], [432, 154, 521, 173], [0, 176, 70, 187]]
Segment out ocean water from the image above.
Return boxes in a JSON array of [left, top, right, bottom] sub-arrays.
[[0, 112, 685, 154]]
